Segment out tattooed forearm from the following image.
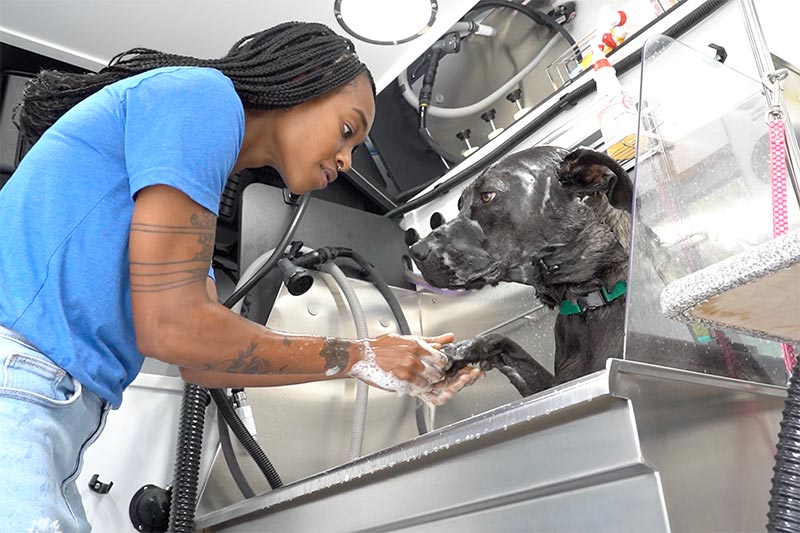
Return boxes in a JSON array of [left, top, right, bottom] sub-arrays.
[[207, 339, 339, 376], [210, 341, 272, 373], [320, 338, 351, 375], [130, 215, 214, 293]]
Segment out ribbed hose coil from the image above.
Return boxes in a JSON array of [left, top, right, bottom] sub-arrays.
[[168, 383, 210, 533], [768, 362, 800, 532]]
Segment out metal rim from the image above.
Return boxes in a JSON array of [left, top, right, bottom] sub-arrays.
[[333, 0, 438, 46]]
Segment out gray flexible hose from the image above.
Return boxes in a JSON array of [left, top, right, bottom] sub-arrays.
[[320, 262, 370, 461], [217, 406, 256, 499], [216, 246, 287, 499], [397, 33, 560, 119], [235, 247, 372, 460]]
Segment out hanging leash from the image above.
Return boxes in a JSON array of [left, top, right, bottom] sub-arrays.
[[765, 69, 797, 375]]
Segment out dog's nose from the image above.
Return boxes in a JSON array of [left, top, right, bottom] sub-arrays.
[[404, 228, 420, 246], [410, 240, 430, 262]]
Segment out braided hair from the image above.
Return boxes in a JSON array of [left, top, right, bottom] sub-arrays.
[[16, 21, 376, 143]]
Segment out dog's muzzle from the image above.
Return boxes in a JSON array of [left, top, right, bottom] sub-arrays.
[[410, 239, 456, 287], [410, 234, 499, 289], [409, 239, 431, 262]]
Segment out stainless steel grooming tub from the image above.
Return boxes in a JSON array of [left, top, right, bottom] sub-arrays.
[[197, 359, 784, 532]]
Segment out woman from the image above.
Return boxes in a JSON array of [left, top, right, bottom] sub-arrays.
[[0, 22, 481, 532]]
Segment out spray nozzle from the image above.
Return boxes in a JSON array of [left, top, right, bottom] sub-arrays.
[[278, 257, 314, 296]]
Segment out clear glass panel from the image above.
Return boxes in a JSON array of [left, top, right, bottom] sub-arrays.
[[623, 35, 799, 385]]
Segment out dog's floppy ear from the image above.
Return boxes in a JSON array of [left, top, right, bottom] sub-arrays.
[[556, 148, 633, 211]]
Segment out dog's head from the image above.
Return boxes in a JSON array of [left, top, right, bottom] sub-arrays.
[[409, 146, 633, 293]]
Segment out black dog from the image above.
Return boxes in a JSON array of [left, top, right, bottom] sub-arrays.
[[410, 146, 634, 396]]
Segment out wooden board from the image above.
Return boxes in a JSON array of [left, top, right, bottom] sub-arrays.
[[661, 230, 800, 344], [690, 262, 800, 342]]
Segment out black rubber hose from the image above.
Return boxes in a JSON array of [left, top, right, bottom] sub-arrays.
[[417, 45, 458, 164], [292, 247, 413, 336], [768, 361, 800, 531], [206, 193, 309, 496], [168, 192, 307, 529], [223, 193, 310, 308], [418, 47, 443, 108], [341, 249, 412, 334], [168, 383, 210, 533], [384, 0, 726, 218], [210, 388, 283, 490], [468, 0, 582, 62]]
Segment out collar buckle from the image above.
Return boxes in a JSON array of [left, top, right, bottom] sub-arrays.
[[559, 281, 627, 315]]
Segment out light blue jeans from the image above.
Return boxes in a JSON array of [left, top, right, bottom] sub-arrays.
[[0, 326, 109, 533]]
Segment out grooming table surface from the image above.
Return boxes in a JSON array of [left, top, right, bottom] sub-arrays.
[[661, 230, 800, 343]]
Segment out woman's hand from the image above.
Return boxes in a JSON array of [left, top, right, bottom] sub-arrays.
[[416, 366, 485, 406], [348, 333, 454, 393]]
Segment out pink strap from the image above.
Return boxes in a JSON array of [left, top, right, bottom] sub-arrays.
[[769, 117, 797, 373]]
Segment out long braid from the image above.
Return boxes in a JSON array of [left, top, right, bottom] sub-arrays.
[[16, 21, 375, 144]]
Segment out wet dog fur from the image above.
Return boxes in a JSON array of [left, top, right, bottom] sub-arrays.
[[410, 146, 637, 396], [410, 145, 777, 396]]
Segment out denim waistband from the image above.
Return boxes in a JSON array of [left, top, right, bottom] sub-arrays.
[[0, 324, 40, 353]]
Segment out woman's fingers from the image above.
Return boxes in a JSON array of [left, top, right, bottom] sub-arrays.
[[423, 332, 455, 346], [419, 359, 445, 383], [418, 366, 485, 406], [420, 349, 448, 370], [365, 333, 459, 392], [413, 336, 451, 372]]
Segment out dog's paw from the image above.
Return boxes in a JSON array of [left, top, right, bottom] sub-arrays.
[[441, 334, 554, 397], [441, 335, 499, 372], [440, 339, 475, 363]]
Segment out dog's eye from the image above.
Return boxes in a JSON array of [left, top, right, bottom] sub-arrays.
[[480, 192, 496, 203]]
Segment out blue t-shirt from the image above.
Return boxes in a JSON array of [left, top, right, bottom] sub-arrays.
[[0, 66, 244, 407]]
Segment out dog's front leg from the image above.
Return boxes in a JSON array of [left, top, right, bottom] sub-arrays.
[[441, 333, 554, 397]]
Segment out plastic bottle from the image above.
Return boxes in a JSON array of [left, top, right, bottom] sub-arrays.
[[593, 52, 640, 161], [580, 0, 663, 69]]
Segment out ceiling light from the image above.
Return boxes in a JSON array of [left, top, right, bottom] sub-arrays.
[[333, 0, 437, 46]]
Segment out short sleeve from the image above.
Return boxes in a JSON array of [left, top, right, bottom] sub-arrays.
[[122, 67, 245, 215]]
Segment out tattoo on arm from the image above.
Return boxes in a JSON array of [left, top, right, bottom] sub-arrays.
[[208, 339, 349, 376], [130, 213, 215, 293], [210, 341, 272, 373], [320, 338, 351, 374]]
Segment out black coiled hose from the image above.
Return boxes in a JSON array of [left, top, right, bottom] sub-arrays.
[[168, 383, 210, 533], [167, 194, 308, 531], [768, 361, 800, 532]]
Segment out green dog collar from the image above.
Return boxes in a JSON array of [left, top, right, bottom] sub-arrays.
[[559, 281, 627, 316]]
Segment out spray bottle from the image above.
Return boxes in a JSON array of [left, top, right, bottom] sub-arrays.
[[592, 32, 640, 160]]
